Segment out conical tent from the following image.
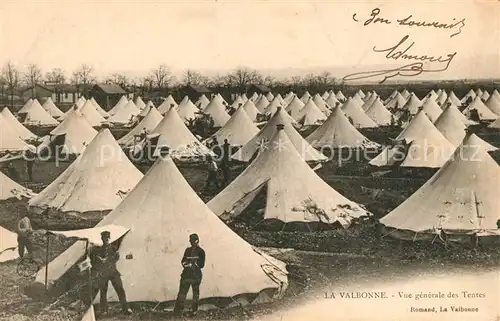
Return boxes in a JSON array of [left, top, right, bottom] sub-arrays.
[[312, 93, 330, 114], [491, 89, 500, 102], [75, 97, 86, 108], [37, 108, 98, 155], [0, 108, 37, 140], [266, 92, 274, 101], [0, 114, 30, 152], [352, 93, 364, 106], [322, 91, 330, 100], [232, 107, 327, 162], [401, 89, 411, 100], [341, 97, 378, 128], [108, 96, 128, 116], [196, 94, 210, 110], [250, 92, 259, 102], [134, 96, 146, 110], [360, 93, 377, 111], [18, 99, 59, 126], [207, 106, 259, 147], [80, 100, 105, 127], [385, 92, 407, 111], [176, 96, 200, 122], [336, 91, 347, 101], [107, 100, 140, 125], [285, 95, 305, 120], [151, 107, 214, 160], [441, 102, 477, 126], [275, 93, 286, 106], [20, 99, 33, 111], [231, 95, 245, 110], [295, 98, 327, 126], [118, 106, 163, 147], [42, 97, 65, 119], [481, 91, 490, 101], [384, 90, 399, 104], [370, 109, 455, 168], [29, 129, 143, 216], [466, 133, 497, 152], [356, 89, 366, 99], [241, 93, 248, 101], [365, 98, 392, 126], [284, 92, 295, 105], [485, 95, 500, 116], [306, 106, 380, 149], [36, 155, 288, 307], [461, 89, 476, 103], [475, 88, 483, 97], [421, 98, 443, 123], [0, 170, 35, 201], [264, 96, 284, 115], [0, 226, 19, 262], [400, 93, 423, 115], [447, 91, 462, 107], [380, 134, 500, 239], [90, 97, 110, 118], [215, 93, 228, 106], [300, 91, 311, 104], [158, 95, 178, 115], [202, 98, 231, 127], [209, 126, 369, 228], [436, 90, 447, 106], [325, 92, 339, 108], [241, 99, 260, 121], [255, 96, 270, 113], [462, 96, 498, 121]]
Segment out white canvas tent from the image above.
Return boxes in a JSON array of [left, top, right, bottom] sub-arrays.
[[485, 95, 500, 116], [264, 96, 284, 115], [447, 91, 462, 107], [365, 98, 392, 126], [369, 109, 455, 168], [285, 95, 305, 120], [209, 125, 369, 228], [29, 129, 143, 216], [107, 100, 140, 125], [295, 98, 327, 126], [232, 107, 327, 162], [134, 96, 146, 110], [340, 97, 378, 128], [0, 170, 36, 201], [90, 97, 110, 119], [312, 93, 330, 114], [300, 91, 312, 104], [151, 107, 214, 161], [306, 106, 380, 149], [107, 96, 129, 116], [325, 92, 340, 108], [380, 134, 500, 240], [462, 96, 498, 121], [36, 155, 288, 308], [42, 97, 65, 119], [241, 99, 260, 121], [79, 100, 106, 127], [335, 91, 347, 101], [421, 98, 443, 123], [0, 108, 37, 141], [157, 95, 178, 115], [18, 99, 59, 127], [255, 96, 270, 114], [37, 107, 98, 156], [385, 92, 407, 111], [118, 106, 163, 147], [196, 94, 210, 110], [206, 106, 259, 147], [0, 113, 31, 153], [176, 96, 200, 122], [202, 98, 231, 127], [0, 226, 19, 262], [400, 93, 423, 115]]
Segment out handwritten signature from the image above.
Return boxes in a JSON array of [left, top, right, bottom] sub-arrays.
[[353, 8, 466, 38], [342, 35, 457, 83]]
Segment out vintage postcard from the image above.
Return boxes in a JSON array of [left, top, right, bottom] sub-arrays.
[[0, 0, 499, 320]]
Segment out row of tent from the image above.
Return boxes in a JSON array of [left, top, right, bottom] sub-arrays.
[[0, 114, 498, 313]]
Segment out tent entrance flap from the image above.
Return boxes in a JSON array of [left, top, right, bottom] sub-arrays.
[[219, 181, 268, 222]]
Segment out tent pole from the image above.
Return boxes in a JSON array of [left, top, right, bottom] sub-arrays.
[[45, 234, 50, 292]]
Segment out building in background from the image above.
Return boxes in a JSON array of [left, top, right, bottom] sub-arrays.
[[89, 84, 127, 110]]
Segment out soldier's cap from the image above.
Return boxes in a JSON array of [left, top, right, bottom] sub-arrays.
[[189, 233, 199, 241], [101, 231, 111, 238]]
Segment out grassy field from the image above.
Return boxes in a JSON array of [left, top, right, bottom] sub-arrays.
[[0, 126, 499, 321]]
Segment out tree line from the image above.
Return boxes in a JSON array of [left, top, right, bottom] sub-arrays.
[[0, 61, 341, 101]]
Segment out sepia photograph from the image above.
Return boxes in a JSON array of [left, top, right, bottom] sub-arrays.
[[0, 0, 499, 320]]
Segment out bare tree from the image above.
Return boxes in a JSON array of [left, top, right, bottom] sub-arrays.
[[150, 64, 173, 94], [182, 70, 205, 86], [1, 61, 21, 108], [71, 64, 96, 96], [289, 75, 304, 88], [138, 76, 155, 94], [315, 72, 337, 88], [24, 63, 42, 98], [263, 75, 277, 87], [105, 73, 132, 89], [226, 67, 263, 90], [45, 68, 66, 103]]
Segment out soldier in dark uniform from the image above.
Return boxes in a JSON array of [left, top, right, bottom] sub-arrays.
[[220, 139, 232, 186], [90, 231, 132, 316], [173, 233, 206, 316]]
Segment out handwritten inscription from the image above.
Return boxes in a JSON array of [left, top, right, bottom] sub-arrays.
[[344, 8, 465, 83]]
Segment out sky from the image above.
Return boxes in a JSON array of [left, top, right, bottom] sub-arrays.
[[0, 0, 499, 82]]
